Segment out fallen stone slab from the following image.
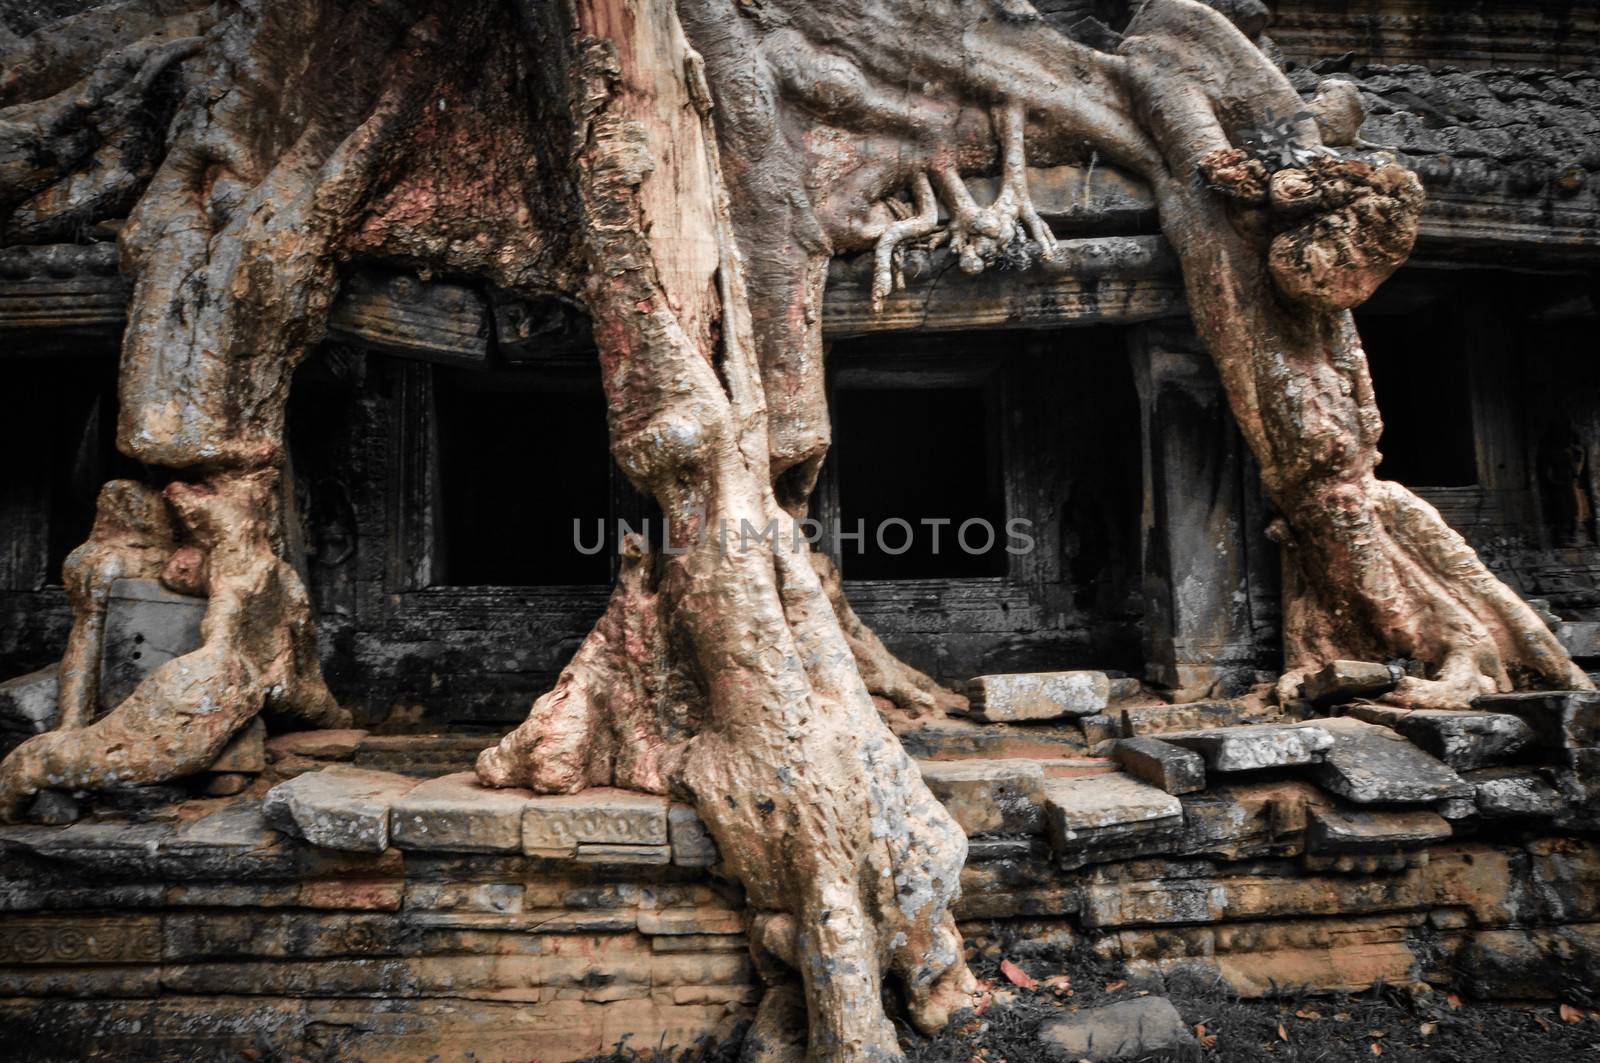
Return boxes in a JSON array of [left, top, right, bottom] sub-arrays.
[[264, 766, 421, 852], [1307, 717, 1471, 804], [1465, 767, 1564, 819], [1474, 690, 1600, 752], [265, 729, 368, 762], [389, 771, 532, 852], [1302, 659, 1401, 705], [0, 664, 59, 739], [916, 758, 1046, 834], [522, 789, 669, 857], [1118, 699, 1270, 736], [99, 578, 205, 711], [1111, 737, 1205, 795], [1307, 805, 1452, 853], [1038, 996, 1193, 1061], [1394, 709, 1534, 770], [965, 671, 1133, 722], [1160, 723, 1333, 772], [1043, 772, 1182, 868]]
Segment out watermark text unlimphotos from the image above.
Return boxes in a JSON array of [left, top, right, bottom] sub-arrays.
[[574, 516, 1036, 557]]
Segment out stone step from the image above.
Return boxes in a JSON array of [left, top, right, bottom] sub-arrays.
[[963, 671, 1138, 722], [1110, 737, 1205, 794], [1307, 717, 1471, 804], [1394, 709, 1535, 770], [914, 759, 1046, 836], [264, 766, 421, 852], [1473, 690, 1600, 754], [1042, 772, 1182, 869], [1117, 699, 1276, 737], [1307, 805, 1452, 853], [1159, 723, 1334, 773]]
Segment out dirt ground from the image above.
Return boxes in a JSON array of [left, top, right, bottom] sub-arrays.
[[577, 928, 1600, 1063]]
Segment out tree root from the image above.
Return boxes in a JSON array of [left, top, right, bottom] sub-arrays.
[[0, 469, 346, 820]]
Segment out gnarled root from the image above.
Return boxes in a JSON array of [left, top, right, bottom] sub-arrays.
[[1278, 477, 1593, 709], [476, 535, 696, 795], [813, 553, 968, 721], [0, 468, 345, 820]]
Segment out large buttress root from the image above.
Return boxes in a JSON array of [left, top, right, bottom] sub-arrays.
[[1117, 0, 1591, 708], [0, 470, 341, 818]]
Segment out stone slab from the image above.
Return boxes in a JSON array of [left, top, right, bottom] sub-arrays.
[[1038, 996, 1192, 1061], [99, 578, 205, 711], [522, 789, 669, 856], [1160, 723, 1333, 772], [1307, 805, 1452, 853], [667, 804, 718, 867], [1395, 709, 1534, 770], [1465, 767, 1564, 819], [0, 665, 58, 737], [265, 729, 368, 762], [1119, 699, 1270, 736], [1043, 773, 1182, 867], [576, 844, 671, 865], [1302, 659, 1400, 704], [264, 766, 422, 852], [916, 758, 1046, 834], [1306, 717, 1471, 804], [1474, 690, 1600, 751], [966, 671, 1122, 721], [1111, 737, 1205, 795], [389, 772, 532, 852], [1078, 713, 1121, 745]]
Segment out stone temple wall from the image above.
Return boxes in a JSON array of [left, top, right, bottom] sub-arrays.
[[3, 685, 1599, 1060]]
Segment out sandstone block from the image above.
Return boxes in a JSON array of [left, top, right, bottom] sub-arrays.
[[1302, 659, 1400, 704], [1307, 805, 1452, 853], [1466, 767, 1563, 819], [576, 844, 671, 865], [667, 804, 718, 867], [98, 578, 205, 710], [966, 671, 1124, 721], [522, 789, 669, 857], [1394, 709, 1534, 770], [390, 772, 532, 852], [1119, 699, 1267, 736], [265, 729, 368, 762], [1038, 997, 1192, 1061], [264, 766, 420, 852], [637, 907, 743, 936], [1308, 717, 1470, 804], [1161, 723, 1333, 772], [1078, 713, 1120, 745], [1474, 690, 1600, 751], [1043, 773, 1182, 868], [1111, 737, 1205, 794], [916, 758, 1046, 834]]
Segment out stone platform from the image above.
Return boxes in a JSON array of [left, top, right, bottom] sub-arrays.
[[3, 688, 1600, 1060]]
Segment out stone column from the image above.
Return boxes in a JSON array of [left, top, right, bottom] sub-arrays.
[[1129, 324, 1268, 699]]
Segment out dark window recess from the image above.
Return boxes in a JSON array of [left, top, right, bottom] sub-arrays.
[[0, 357, 138, 588], [1360, 316, 1478, 488], [834, 386, 1006, 579], [433, 367, 613, 586]]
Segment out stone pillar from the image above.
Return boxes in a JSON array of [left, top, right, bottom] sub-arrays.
[[1129, 325, 1268, 699]]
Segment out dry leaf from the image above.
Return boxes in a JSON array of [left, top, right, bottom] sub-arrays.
[[1042, 974, 1072, 996], [1369, 1029, 1387, 1038], [1419, 1022, 1437, 1037], [1194, 1023, 1218, 1049], [1295, 1009, 1322, 1020], [1277, 1023, 1289, 1042], [1335, 1013, 1352, 1022], [1446, 993, 1463, 1011], [1560, 1003, 1585, 1025], [1371, 1044, 1383, 1056], [1535, 1015, 1554, 1033], [999, 960, 1037, 991], [1103, 980, 1127, 993]]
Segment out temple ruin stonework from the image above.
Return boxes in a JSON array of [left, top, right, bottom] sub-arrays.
[[0, 0, 1597, 1060]]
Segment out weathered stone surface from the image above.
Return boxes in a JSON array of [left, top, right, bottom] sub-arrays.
[[966, 671, 1126, 721], [916, 759, 1046, 834], [265, 729, 368, 762], [576, 843, 672, 865], [209, 717, 266, 774], [1174, 781, 1327, 861], [97, 578, 205, 711], [0, 665, 59, 739], [1466, 767, 1564, 819], [1038, 996, 1192, 1061], [667, 804, 718, 867], [1082, 868, 1426, 929], [390, 772, 532, 853], [1424, 843, 1537, 927], [1111, 738, 1205, 795], [522, 790, 669, 857], [1394, 709, 1534, 770], [1474, 690, 1600, 751], [1344, 703, 1411, 728], [1557, 621, 1600, 660], [1308, 717, 1471, 804], [637, 907, 743, 936], [1161, 724, 1333, 772], [1302, 659, 1400, 704], [1078, 714, 1120, 745], [264, 766, 421, 852], [1308, 805, 1452, 853], [26, 790, 81, 825], [1459, 925, 1600, 1000], [1043, 773, 1182, 868], [1528, 838, 1600, 924], [1118, 699, 1271, 736]]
